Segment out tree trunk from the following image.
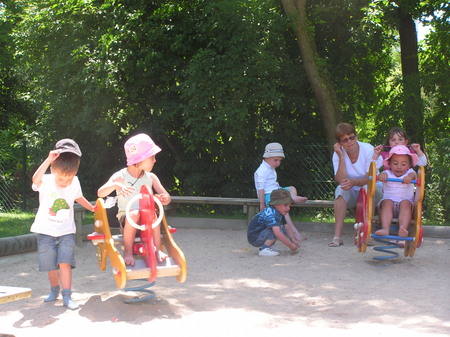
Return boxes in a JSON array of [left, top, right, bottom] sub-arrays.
[[280, 0, 342, 148], [398, 6, 424, 145]]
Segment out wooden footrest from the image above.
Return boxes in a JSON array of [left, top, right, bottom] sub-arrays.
[[126, 258, 181, 280]]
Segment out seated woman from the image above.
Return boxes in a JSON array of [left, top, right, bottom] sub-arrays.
[[329, 123, 382, 247]]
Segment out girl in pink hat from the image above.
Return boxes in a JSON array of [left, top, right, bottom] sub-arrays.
[[98, 133, 171, 265], [375, 145, 418, 238]]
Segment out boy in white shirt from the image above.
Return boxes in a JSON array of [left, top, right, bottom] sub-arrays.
[[254, 142, 307, 245]]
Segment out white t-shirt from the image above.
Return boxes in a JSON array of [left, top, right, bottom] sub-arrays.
[[108, 168, 153, 217], [332, 141, 381, 191], [31, 174, 83, 236], [254, 160, 280, 196], [381, 169, 415, 203]]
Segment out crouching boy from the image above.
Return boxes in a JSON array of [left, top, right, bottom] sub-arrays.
[[247, 189, 300, 256]]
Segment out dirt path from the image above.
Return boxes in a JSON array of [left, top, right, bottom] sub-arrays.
[[1, 228, 449, 337]]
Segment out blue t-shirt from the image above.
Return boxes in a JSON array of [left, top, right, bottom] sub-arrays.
[[247, 206, 286, 245]]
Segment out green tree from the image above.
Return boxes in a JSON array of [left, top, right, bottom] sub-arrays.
[[280, 0, 341, 148]]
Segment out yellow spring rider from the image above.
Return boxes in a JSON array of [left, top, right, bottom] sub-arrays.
[[88, 185, 186, 302], [354, 161, 425, 260]]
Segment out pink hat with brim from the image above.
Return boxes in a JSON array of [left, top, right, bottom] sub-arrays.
[[125, 133, 161, 166], [383, 145, 418, 169]]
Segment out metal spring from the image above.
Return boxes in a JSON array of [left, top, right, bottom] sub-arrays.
[[371, 234, 413, 261], [123, 281, 156, 303]]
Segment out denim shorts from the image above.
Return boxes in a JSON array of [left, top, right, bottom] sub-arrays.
[[37, 234, 76, 272], [251, 226, 287, 247]]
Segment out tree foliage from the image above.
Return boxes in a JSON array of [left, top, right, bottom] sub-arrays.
[[0, 0, 448, 220]]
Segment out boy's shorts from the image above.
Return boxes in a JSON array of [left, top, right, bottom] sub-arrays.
[[250, 226, 287, 247], [37, 233, 76, 271]]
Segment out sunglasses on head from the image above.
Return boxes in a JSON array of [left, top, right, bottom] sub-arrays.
[[340, 135, 356, 143]]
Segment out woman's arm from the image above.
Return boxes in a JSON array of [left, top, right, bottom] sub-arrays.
[[333, 143, 348, 185]]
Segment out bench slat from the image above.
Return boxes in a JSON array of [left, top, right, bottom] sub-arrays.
[[170, 196, 333, 208]]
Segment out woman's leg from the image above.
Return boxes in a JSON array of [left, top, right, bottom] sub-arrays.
[[333, 196, 347, 239]]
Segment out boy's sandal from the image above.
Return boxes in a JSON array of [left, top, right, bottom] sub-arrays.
[[328, 237, 343, 247], [367, 238, 374, 246]]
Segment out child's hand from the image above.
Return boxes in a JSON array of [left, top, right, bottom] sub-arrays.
[[378, 172, 387, 183], [117, 183, 135, 197], [411, 143, 421, 152], [411, 143, 424, 156], [373, 145, 383, 156], [91, 205, 98, 213], [403, 176, 412, 184], [155, 193, 170, 205], [290, 242, 299, 251], [48, 149, 61, 162]]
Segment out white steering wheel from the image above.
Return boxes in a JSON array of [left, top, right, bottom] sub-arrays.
[[125, 194, 164, 231]]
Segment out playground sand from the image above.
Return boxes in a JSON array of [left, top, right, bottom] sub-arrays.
[[1, 227, 449, 337]]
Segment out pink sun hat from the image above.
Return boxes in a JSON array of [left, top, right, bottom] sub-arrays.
[[383, 145, 418, 169], [124, 133, 162, 166]]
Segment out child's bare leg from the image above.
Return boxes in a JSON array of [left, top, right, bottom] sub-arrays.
[[398, 200, 412, 237], [45, 270, 60, 302], [375, 200, 393, 235], [264, 239, 276, 247], [123, 210, 139, 265], [59, 263, 72, 290], [47, 269, 60, 288], [289, 186, 308, 203], [152, 225, 167, 263], [285, 213, 305, 245]]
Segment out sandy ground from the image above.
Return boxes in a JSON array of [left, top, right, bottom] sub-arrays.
[[1, 225, 449, 337]]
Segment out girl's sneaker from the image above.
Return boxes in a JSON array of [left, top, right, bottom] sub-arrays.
[[259, 247, 280, 257]]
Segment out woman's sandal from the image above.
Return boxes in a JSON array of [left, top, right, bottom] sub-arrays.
[[328, 236, 343, 247]]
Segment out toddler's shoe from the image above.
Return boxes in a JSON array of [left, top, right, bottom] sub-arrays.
[[259, 247, 280, 257]]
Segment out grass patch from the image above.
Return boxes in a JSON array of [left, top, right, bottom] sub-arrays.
[[0, 212, 35, 238], [0, 212, 95, 238], [0, 211, 447, 238]]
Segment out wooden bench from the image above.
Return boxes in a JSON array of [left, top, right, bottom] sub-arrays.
[[74, 203, 93, 246], [168, 196, 334, 222], [51, 198, 334, 245]]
